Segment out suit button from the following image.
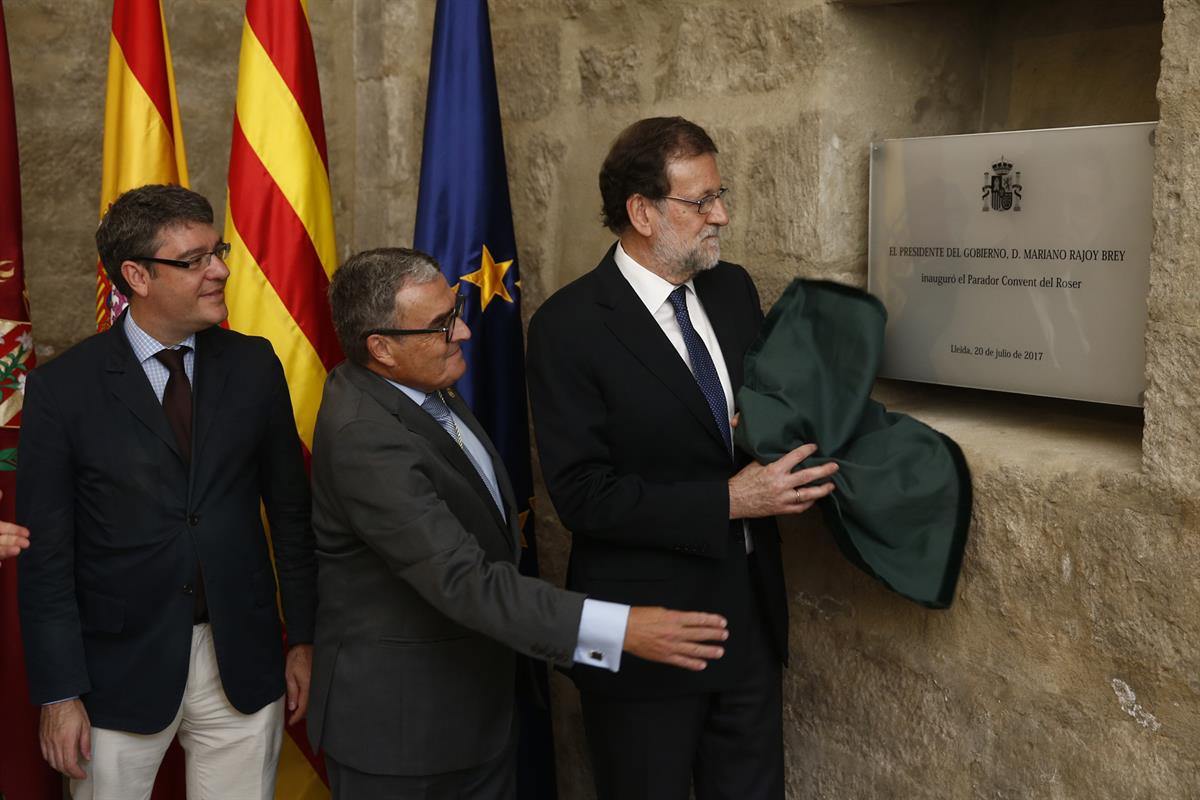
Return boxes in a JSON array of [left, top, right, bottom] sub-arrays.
[[188, 514, 200, 526], [182, 583, 194, 595]]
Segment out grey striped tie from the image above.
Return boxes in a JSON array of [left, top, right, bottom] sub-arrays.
[[421, 391, 505, 516]]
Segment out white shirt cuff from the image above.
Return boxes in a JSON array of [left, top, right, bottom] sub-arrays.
[[573, 598, 629, 673]]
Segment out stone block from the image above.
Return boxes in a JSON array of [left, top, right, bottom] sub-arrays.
[[656, 6, 821, 101], [578, 45, 639, 106], [7, 1, 109, 352], [494, 24, 560, 122], [738, 116, 821, 269], [507, 131, 567, 231], [1143, 320, 1200, 488]]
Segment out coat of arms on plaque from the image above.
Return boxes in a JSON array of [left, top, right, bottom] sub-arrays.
[[982, 157, 1022, 212]]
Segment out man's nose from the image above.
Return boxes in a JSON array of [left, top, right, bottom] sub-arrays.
[[707, 195, 730, 226], [208, 252, 231, 280]]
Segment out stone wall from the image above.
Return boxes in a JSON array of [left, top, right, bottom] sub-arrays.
[[7, 0, 1196, 797]]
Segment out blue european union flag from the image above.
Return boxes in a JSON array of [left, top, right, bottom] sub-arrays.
[[414, 1, 558, 797]]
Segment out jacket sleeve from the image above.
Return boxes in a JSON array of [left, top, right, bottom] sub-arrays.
[[256, 344, 317, 644], [16, 368, 92, 703], [526, 306, 732, 560], [321, 414, 585, 666]]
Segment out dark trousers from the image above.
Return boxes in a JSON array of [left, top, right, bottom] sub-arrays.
[[326, 717, 517, 800], [580, 565, 784, 800]]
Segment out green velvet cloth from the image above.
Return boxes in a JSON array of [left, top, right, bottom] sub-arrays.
[[735, 279, 971, 609]]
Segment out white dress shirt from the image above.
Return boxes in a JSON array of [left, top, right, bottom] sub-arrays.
[[387, 378, 628, 672], [613, 242, 753, 552]]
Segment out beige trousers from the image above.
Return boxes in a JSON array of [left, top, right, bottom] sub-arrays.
[[71, 624, 284, 800]]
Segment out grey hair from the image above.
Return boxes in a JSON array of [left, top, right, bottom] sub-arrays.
[[328, 247, 442, 365]]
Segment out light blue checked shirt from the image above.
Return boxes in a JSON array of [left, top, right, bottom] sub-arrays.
[[385, 377, 628, 672], [123, 311, 196, 400]]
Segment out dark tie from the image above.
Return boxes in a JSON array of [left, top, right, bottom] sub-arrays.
[[154, 347, 192, 464], [421, 391, 506, 516], [668, 286, 732, 455], [153, 347, 206, 622]]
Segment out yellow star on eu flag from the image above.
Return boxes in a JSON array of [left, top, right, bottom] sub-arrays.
[[460, 244, 515, 312]]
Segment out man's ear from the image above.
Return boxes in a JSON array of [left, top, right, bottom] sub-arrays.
[[626, 194, 656, 238], [365, 334, 397, 368], [121, 260, 153, 298]]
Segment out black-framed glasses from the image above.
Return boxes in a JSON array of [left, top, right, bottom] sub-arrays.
[[663, 187, 728, 215], [132, 242, 232, 270], [366, 293, 465, 343]]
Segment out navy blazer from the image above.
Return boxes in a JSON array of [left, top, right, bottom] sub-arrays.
[[528, 246, 788, 699], [17, 314, 315, 734]]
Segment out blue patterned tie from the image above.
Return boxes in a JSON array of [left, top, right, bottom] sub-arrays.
[[421, 391, 506, 515], [668, 286, 732, 456]]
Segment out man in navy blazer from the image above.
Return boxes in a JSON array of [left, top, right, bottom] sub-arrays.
[[528, 117, 838, 799], [17, 184, 315, 799]]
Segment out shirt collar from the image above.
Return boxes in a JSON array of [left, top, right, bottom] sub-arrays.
[[613, 242, 695, 315], [383, 378, 431, 408], [123, 310, 197, 365]]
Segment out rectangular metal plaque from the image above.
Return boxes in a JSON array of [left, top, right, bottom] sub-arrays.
[[867, 122, 1154, 406]]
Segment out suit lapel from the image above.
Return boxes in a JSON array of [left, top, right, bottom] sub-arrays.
[[104, 314, 185, 463], [192, 326, 230, 471], [594, 251, 731, 455], [444, 388, 521, 558], [694, 268, 746, 396], [345, 365, 513, 552]]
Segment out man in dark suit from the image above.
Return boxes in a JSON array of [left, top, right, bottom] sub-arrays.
[[526, 117, 840, 799], [17, 184, 315, 799], [308, 247, 731, 799]]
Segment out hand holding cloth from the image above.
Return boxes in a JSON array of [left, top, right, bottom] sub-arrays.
[[734, 280, 971, 608]]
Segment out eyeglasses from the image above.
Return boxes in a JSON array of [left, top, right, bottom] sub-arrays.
[[366, 293, 466, 343], [132, 242, 232, 270], [663, 187, 728, 215]]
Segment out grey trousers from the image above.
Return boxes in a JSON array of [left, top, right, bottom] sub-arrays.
[[326, 719, 517, 800]]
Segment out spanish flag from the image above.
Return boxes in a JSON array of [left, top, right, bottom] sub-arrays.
[[99, 6, 194, 795], [225, 2, 338, 796], [96, 0, 187, 331]]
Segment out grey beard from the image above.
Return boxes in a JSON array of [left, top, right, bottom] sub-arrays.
[[669, 249, 718, 283], [653, 226, 721, 283]]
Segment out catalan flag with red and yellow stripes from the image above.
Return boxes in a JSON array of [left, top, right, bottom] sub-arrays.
[[225, 0, 339, 457], [225, 2, 337, 795], [96, 0, 188, 331]]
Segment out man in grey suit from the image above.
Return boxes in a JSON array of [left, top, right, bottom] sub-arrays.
[[308, 247, 731, 799]]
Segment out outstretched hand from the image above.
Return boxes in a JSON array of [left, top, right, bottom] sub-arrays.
[[622, 607, 729, 671]]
